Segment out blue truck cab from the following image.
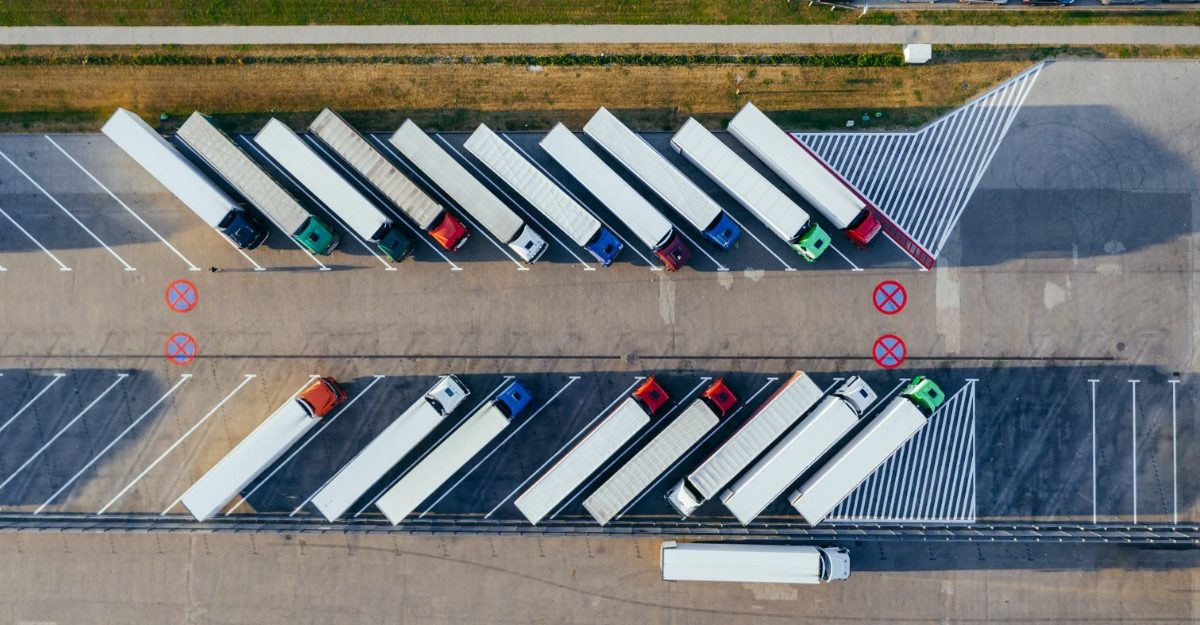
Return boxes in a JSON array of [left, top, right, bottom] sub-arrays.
[[494, 380, 535, 419], [703, 212, 741, 249], [219, 209, 269, 249], [584, 227, 625, 266]]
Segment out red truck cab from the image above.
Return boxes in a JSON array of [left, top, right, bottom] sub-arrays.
[[701, 379, 738, 416], [844, 209, 882, 246], [429, 211, 471, 251], [297, 377, 348, 418], [633, 377, 670, 415], [655, 232, 693, 272]]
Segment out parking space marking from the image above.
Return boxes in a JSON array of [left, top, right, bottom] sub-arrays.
[[420, 375, 579, 519], [351, 377, 514, 518], [0, 147, 136, 271], [484, 376, 641, 519], [35, 374, 192, 514], [98, 374, 256, 515], [369, 134, 528, 271], [718, 209, 796, 271], [0, 373, 65, 437], [616, 376, 781, 521], [435, 135, 595, 271], [0, 373, 128, 497], [1130, 379, 1139, 524], [0, 202, 71, 271], [44, 136, 202, 272], [1089, 378, 1098, 523], [550, 377, 710, 521], [1170, 379, 1180, 524], [501, 135, 656, 270], [297, 135, 463, 272], [825, 241, 862, 272]]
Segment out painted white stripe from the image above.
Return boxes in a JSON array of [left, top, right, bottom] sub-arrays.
[[0, 373, 65, 436], [0, 202, 72, 271]]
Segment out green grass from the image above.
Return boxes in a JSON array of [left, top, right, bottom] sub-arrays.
[[1, 0, 1200, 26]]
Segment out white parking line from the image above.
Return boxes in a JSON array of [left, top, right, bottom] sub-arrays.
[[501, 135, 655, 270], [369, 134, 528, 270], [421, 375, 579, 519], [826, 241, 862, 271], [1088, 378, 1098, 524], [0, 373, 128, 497], [35, 374, 192, 513], [0, 202, 71, 271], [549, 377, 710, 521], [1129, 378, 1139, 524], [719, 209, 795, 271], [0, 372, 65, 437], [616, 376, 780, 520], [298, 135, 463, 271], [45, 136, 202, 272], [351, 377, 514, 518], [484, 376, 641, 519], [97, 374, 256, 515], [435, 134, 594, 271], [0, 147, 136, 271], [1170, 379, 1180, 524]]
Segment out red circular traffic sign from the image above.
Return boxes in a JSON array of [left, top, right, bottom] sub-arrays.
[[873, 280, 906, 315], [165, 333, 197, 366], [165, 280, 198, 313], [872, 334, 906, 369]]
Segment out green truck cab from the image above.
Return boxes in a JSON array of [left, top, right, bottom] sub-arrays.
[[793, 223, 832, 262], [902, 376, 946, 415], [295, 217, 341, 255]]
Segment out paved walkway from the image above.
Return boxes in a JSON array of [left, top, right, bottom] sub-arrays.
[[1, 24, 1199, 45]]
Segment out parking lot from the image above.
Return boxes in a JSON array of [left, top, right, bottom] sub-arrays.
[[0, 59, 1197, 534]]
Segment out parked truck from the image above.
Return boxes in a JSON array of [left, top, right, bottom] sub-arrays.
[[252, 118, 414, 262], [670, 118, 831, 262], [582, 380, 736, 526], [101, 108, 267, 249], [176, 112, 341, 256], [660, 542, 851, 584], [727, 102, 882, 246], [180, 377, 347, 521], [463, 124, 623, 266], [388, 120, 548, 263], [515, 377, 669, 525], [666, 372, 824, 517], [375, 380, 534, 524], [583, 108, 741, 249], [312, 375, 470, 522], [720, 377, 876, 525], [539, 124, 691, 271], [307, 109, 470, 251], [789, 376, 946, 526]]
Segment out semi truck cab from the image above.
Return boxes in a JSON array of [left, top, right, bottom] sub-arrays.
[[585, 228, 625, 266], [220, 210, 269, 249], [833, 376, 877, 415], [793, 223, 832, 262], [427, 375, 470, 415], [703, 213, 742, 249], [296, 377, 348, 418], [429, 212, 470, 251], [656, 232, 693, 271], [818, 546, 852, 581], [377, 226, 416, 262], [903, 376, 946, 415], [844, 209, 882, 246], [701, 379, 738, 416], [494, 380, 535, 418], [633, 377, 670, 415], [297, 217, 342, 255], [510, 225, 549, 263]]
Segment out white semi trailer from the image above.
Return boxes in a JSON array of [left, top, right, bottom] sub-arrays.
[[176, 112, 341, 256], [727, 102, 882, 246], [720, 377, 876, 525], [670, 117, 831, 262], [307, 109, 470, 251], [539, 124, 692, 271], [179, 378, 346, 521], [101, 108, 267, 249], [583, 108, 741, 249], [253, 118, 414, 261], [789, 376, 947, 526], [514, 378, 668, 525], [388, 120, 547, 263], [660, 542, 850, 584], [311, 376, 470, 522], [582, 380, 736, 526], [463, 123, 623, 266], [666, 372, 824, 517]]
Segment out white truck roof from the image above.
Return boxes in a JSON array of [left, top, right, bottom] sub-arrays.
[[727, 102, 865, 230], [180, 398, 316, 521], [583, 108, 723, 230], [308, 109, 444, 230], [539, 124, 674, 250], [253, 118, 392, 242], [177, 112, 311, 234], [464, 124, 600, 246], [660, 542, 827, 584], [671, 118, 812, 242], [789, 396, 928, 526], [720, 395, 860, 525], [687, 372, 823, 501], [375, 402, 510, 524], [583, 400, 719, 526], [312, 394, 447, 522], [389, 120, 524, 242], [515, 398, 650, 525], [101, 108, 240, 227]]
